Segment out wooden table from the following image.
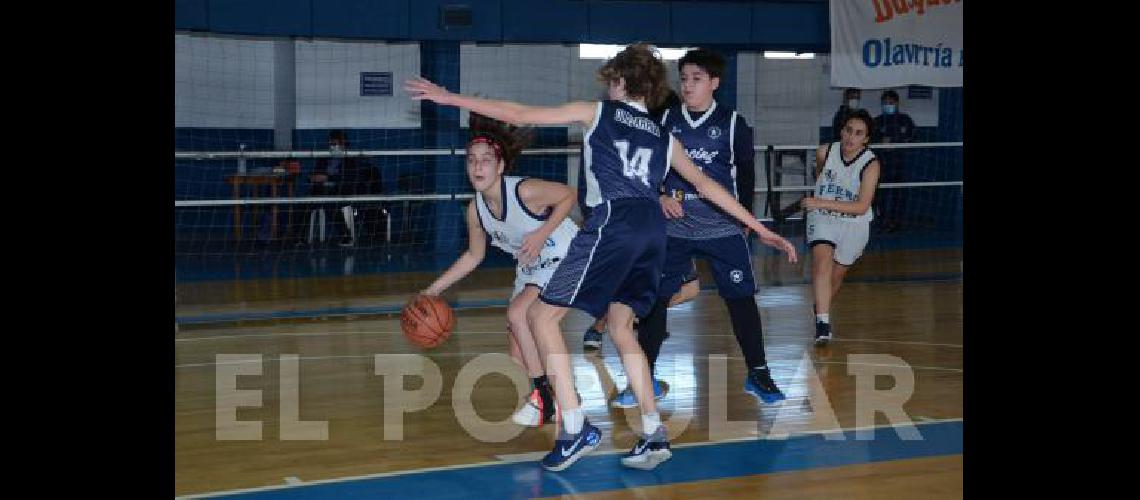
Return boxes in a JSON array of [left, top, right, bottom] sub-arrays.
[[224, 173, 296, 241]]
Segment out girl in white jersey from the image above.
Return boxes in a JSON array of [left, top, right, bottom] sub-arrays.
[[422, 113, 579, 427], [802, 109, 881, 346]]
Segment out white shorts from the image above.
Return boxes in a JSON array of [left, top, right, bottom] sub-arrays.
[[511, 254, 564, 299], [806, 213, 870, 266]]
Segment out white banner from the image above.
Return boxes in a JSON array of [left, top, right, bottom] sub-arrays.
[[830, 0, 963, 88]]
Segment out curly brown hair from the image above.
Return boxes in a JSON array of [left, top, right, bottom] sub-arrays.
[[596, 43, 670, 110], [468, 112, 535, 171]]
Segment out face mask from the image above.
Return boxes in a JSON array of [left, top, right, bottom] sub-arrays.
[[330, 144, 344, 153], [846, 99, 859, 109], [882, 104, 897, 114]]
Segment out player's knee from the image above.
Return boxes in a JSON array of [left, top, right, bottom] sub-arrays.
[[812, 254, 833, 275], [507, 301, 529, 329], [526, 300, 558, 326]]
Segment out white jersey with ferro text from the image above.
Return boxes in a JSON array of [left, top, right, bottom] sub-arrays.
[[810, 142, 876, 223]]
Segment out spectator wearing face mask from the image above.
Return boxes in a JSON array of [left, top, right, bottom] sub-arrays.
[[831, 88, 861, 141], [872, 90, 916, 233], [295, 130, 378, 247]]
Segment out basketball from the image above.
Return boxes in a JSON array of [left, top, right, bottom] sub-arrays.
[[401, 294, 454, 348]]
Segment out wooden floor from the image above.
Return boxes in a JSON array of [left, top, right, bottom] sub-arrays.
[[175, 247, 963, 498]]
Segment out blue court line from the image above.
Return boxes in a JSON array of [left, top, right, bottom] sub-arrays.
[[175, 272, 961, 325], [185, 420, 962, 499]]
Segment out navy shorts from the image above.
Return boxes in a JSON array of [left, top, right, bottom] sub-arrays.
[[540, 199, 667, 318], [658, 233, 756, 300]]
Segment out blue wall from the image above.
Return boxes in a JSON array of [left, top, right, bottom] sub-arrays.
[[175, 0, 829, 49]]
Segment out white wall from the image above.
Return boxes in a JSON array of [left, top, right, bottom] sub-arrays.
[[460, 44, 574, 128], [460, 43, 681, 139], [175, 33, 277, 128], [175, 34, 421, 130], [294, 40, 421, 129], [738, 53, 825, 147], [737, 52, 825, 214]]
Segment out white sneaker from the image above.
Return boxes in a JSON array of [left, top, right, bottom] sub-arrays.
[[620, 425, 672, 470], [511, 389, 556, 427]]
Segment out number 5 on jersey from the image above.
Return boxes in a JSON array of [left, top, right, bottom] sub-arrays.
[[614, 140, 652, 187]]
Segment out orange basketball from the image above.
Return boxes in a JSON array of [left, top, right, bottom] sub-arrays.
[[401, 294, 454, 349]]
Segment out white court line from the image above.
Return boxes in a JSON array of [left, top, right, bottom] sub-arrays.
[[176, 331, 515, 342], [175, 302, 510, 323], [810, 360, 962, 373], [177, 418, 963, 499], [827, 338, 961, 348], [178, 332, 960, 349], [496, 416, 965, 463], [176, 354, 961, 373], [493, 450, 550, 462], [283, 477, 301, 485], [662, 333, 962, 348]]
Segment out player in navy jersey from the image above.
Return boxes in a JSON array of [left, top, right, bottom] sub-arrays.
[[581, 90, 702, 355], [406, 44, 796, 472], [618, 49, 789, 408]]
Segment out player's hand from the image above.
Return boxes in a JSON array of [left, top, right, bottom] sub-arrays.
[[421, 288, 440, 297], [757, 230, 798, 264], [518, 231, 547, 266], [660, 195, 684, 219], [405, 77, 455, 105]]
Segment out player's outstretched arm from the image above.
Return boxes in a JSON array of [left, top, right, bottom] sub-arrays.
[[424, 202, 486, 296], [670, 138, 797, 263], [406, 77, 597, 129]]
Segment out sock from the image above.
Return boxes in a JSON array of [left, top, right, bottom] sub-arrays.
[[641, 412, 662, 435], [562, 408, 584, 435], [816, 313, 830, 324], [532, 375, 549, 391], [532, 375, 554, 409]]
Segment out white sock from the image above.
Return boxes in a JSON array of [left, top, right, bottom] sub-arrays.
[[816, 313, 830, 324], [641, 412, 661, 435], [562, 408, 584, 435]]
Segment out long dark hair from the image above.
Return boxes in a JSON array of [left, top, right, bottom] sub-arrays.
[[468, 112, 534, 171]]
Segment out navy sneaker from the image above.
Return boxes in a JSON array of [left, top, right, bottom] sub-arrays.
[[744, 366, 786, 403], [540, 419, 602, 472], [815, 321, 832, 346], [583, 327, 604, 351], [621, 425, 671, 470]]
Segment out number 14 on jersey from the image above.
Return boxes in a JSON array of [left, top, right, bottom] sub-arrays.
[[614, 140, 652, 187]]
